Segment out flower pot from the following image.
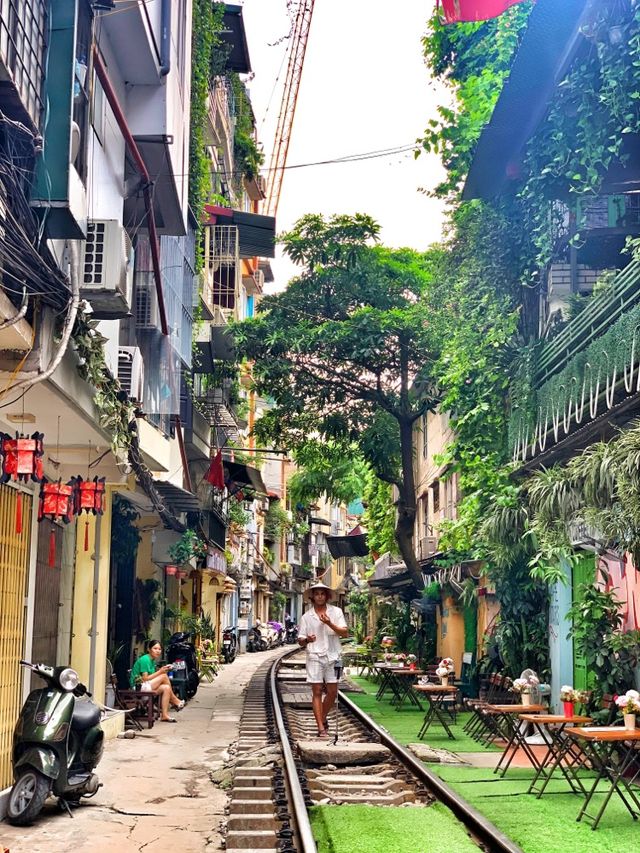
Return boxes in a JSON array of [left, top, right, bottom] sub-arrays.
[[624, 713, 636, 731], [165, 565, 178, 576], [441, 676, 448, 688], [521, 693, 531, 706], [409, 663, 416, 671], [176, 569, 189, 580], [563, 701, 575, 718]]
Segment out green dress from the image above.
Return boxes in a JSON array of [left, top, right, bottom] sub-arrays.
[[130, 653, 157, 687]]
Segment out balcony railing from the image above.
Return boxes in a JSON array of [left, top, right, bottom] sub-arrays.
[[0, 0, 47, 129], [510, 257, 640, 464]]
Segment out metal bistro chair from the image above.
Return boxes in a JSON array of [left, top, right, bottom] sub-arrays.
[[464, 673, 515, 745]]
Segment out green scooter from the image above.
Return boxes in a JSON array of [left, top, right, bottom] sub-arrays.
[[6, 660, 104, 825]]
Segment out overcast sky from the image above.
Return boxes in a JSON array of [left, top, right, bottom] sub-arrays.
[[241, 0, 448, 289]]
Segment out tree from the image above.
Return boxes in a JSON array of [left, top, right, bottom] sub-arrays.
[[233, 213, 444, 589]]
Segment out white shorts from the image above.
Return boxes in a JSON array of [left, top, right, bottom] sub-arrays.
[[306, 656, 339, 684]]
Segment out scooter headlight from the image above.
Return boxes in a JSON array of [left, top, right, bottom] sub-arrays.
[[58, 667, 79, 691]]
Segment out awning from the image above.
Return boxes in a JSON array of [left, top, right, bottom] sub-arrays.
[[204, 205, 276, 258], [154, 481, 200, 514], [225, 461, 267, 495], [326, 533, 369, 559], [194, 325, 236, 373], [310, 516, 331, 527]]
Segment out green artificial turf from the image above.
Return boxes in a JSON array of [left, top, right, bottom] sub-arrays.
[[347, 677, 640, 853], [348, 675, 499, 752], [310, 803, 479, 853], [433, 765, 638, 853]]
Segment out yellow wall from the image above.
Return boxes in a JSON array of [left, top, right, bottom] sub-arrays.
[[70, 486, 114, 701], [437, 595, 465, 675]]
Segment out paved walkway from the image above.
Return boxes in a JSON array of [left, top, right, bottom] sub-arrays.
[[0, 648, 282, 853]]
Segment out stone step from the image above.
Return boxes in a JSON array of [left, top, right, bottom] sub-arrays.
[[297, 740, 391, 766], [225, 831, 278, 849], [227, 815, 278, 832], [229, 799, 275, 814], [233, 786, 273, 800]]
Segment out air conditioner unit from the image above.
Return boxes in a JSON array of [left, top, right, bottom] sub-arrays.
[[135, 284, 160, 329], [419, 536, 439, 561], [117, 346, 144, 402], [81, 220, 133, 318]]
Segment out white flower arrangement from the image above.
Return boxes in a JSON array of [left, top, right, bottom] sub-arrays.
[[615, 689, 640, 715], [406, 654, 417, 663], [560, 685, 588, 703], [512, 674, 539, 695]]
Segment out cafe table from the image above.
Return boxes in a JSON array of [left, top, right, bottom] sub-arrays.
[[388, 668, 425, 711], [485, 704, 547, 776], [373, 664, 425, 709], [520, 713, 592, 798], [565, 726, 640, 830], [415, 684, 459, 740]]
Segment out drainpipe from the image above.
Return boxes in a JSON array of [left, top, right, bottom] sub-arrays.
[[159, 0, 171, 77], [92, 47, 169, 336]]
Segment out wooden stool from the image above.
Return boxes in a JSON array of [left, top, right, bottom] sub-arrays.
[[117, 689, 160, 729]]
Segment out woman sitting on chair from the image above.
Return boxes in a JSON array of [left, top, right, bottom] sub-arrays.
[[130, 639, 184, 722]]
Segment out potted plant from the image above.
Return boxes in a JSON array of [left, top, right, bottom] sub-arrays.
[[394, 652, 407, 667], [167, 529, 207, 566], [406, 653, 417, 671], [615, 690, 640, 730], [165, 564, 178, 577]]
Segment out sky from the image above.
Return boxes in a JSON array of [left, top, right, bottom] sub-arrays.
[[241, 0, 448, 289]]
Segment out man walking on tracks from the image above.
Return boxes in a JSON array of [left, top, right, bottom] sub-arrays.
[[298, 582, 349, 738]]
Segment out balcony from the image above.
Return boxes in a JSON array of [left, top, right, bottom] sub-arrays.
[[100, 0, 162, 84], [207, 80, 235, 179], [417, 536, 439, 563], [510, 256, 640, 466], [0, 0, 47, 130]]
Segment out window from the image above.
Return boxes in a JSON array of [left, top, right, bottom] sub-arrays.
[[421, 413, 428, 458], [421, 495, 429, 538], [0, 0, 47, 129], [431, 480, 440, 519]]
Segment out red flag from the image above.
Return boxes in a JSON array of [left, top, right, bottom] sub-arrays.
[[204, 450, 225, 490], [438, 0, 527, 24]]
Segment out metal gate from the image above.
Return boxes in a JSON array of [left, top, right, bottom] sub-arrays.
[[30, 523, 63, 689], [0, 486, 33, 790]]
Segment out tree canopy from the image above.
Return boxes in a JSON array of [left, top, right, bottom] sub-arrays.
[[233, 213, 445, 588]]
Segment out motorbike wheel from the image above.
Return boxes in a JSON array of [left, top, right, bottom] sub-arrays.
[[7, 768, 51, 825], [227, 645, 237, 663], [258, 638, 269, 652]]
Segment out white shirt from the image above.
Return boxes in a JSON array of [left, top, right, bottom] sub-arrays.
[[298, 604, 347, 661]]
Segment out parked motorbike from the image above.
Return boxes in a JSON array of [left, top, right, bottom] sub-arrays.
[[7, 660, 104, 825], [267, 620, 284, 647], [247, 622, 268, 653], [221, 626, 238, 663], [285, 621, 298, 644], [166, 631, 199, 698]]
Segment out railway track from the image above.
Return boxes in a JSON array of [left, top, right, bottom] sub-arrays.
[[224, 649, 523, 853]]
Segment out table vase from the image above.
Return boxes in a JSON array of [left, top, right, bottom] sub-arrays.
[[624, 712, 636, 730], [563, 701, 574, 718], [522, 693, 531, 706], [441, 676, 448, 687]]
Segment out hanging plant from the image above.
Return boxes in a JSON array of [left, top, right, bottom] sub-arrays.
[[168, 528, 207, 565]]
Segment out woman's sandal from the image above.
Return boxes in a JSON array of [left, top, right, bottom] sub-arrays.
[[172, 700, 185, 711], [317, 729, 330, 739], [161, 717, 177, 723]]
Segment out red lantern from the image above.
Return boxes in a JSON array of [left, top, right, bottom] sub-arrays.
[[0, 432, 45, 533], [73, 476, 106, 551], [38, 479, 75, 567]]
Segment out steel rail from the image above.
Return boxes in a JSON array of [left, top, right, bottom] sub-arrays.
[[269, 652, 318, 853], [338, 690, 524, 853]]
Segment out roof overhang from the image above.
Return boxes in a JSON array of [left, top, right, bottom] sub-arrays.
[[154, 480, 200, 514], [222, 5, 252, 73], [462, 0, 591, 200]]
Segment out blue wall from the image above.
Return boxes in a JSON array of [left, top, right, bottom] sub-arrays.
[[548, 558, 574, 712]]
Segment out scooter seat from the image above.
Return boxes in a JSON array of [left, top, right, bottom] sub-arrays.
[[72, 699, 101, 730]]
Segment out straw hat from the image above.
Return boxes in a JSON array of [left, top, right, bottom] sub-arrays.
[[306, 582, 334, 600]]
